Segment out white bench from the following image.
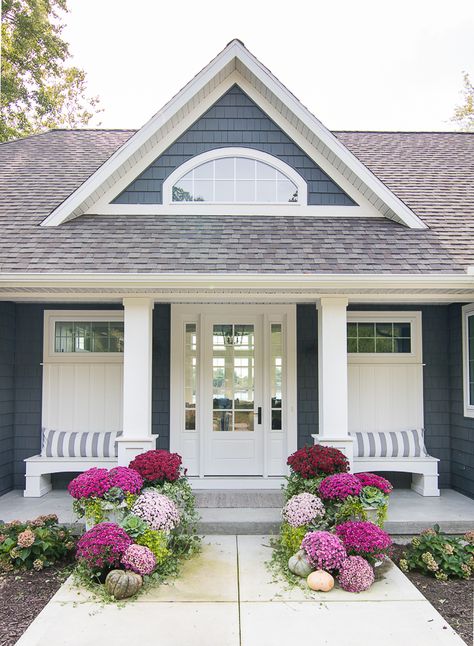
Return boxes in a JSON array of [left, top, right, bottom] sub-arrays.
[[353, 456, 440, 496], [24, 455, 118, 497]]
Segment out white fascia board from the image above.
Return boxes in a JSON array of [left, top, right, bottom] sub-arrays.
[[41, 40, 426, 230], [0, 272, 473, 290]]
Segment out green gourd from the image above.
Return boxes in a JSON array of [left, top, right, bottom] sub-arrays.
[[288, 550, 313, 578], [105, 569, 143, 599]]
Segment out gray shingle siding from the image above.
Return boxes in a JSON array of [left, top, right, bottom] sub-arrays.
[[114, 85, 355, 207], [297, 305, 319, 447], [152, 304, 170, 450], [449, 304, 474, 497], [0, 302, 15, 495]]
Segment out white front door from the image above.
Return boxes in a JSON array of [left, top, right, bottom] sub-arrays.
[[170, 304, 297, 480], [203, 315, 263, 475]]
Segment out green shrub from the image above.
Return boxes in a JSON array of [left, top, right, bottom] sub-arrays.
[[399, 525, 474, 580], [0, 515, 75, 571]]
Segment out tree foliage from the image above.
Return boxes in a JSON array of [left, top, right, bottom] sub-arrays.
[[451, 72, 474, 132], [1, 0, 101, 142]]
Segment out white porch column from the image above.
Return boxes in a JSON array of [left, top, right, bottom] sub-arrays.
[[117, 297, 157, 465], [314, 297, 353, 468]]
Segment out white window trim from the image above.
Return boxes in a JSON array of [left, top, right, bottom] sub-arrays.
[[347, 311, 422, 364], [162, 147, 308, 207], [462, 304, 474, 418], [44, 310, 124, 363]]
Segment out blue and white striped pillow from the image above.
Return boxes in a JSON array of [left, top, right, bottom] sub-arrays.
[[350, 429, 427, 458], [41, 429, 123, 458]]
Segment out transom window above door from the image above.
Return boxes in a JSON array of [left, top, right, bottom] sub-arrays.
[[163, 148, 307, 205]]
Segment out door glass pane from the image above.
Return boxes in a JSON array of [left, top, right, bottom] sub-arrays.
[[271, 324, 283, 430], [212, 324, 255, 432], [184, 323, 197, 431]]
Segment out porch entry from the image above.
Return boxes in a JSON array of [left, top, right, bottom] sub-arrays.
[[170, 305, 297, 479]]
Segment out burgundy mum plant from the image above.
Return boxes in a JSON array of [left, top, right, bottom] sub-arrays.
[[301, 531, 347, 571], [336, 521, 392, 562], [76, 522, 132, 570], [355, 473, 393, 495], [318, 473, 363, 501], [129, 450, 183, 484], [287, 445, 349, 479]]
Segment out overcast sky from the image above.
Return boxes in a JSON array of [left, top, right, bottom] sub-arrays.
[[63, 0, 474, 132]]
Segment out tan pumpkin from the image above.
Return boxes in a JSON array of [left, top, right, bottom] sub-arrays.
[[288, 550, 313, 578], [105, 569, 143, 599], [307, 570, 334, 592]]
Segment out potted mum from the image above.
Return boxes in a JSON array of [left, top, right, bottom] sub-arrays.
[[335, 520, 392, 566], [68, 466, 144, 528], [284, 444, 349, 499]]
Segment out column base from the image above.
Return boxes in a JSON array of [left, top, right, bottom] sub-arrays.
[[116, 435, 158, 466], [311, 434, 354, 471]]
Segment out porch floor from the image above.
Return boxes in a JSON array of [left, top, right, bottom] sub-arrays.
[[0, 488, 473, 534]]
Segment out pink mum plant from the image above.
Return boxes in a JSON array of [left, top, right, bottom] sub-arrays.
[[282, 493, 325, 527], [336, 521, 392, 563], [301, 531, 347, 571], [338, 556, 375, 592], [355, 473, 393, 495], [318, 473, 363, 501], [121, 544, 156, 576], [76, 522, 132, 570]]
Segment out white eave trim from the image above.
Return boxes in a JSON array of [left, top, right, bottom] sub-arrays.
[[40, 41, 426, 231]]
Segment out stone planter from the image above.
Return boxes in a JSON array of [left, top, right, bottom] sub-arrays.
[[85, 503, 128, 531]]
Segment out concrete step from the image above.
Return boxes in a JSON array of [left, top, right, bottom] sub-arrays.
[[194, 489, 284, 508], [197, 507, 281, 535]]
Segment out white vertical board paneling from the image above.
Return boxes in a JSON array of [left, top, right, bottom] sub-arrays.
[[42, 363, 123, 432], [348, 363, 423, 432]]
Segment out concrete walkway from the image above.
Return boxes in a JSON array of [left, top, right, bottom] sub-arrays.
[[17, 536, 465, 646]]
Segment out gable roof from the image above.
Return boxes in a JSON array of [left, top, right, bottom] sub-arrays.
[[40, 40, 426, 229], [0, 129, 473, 277]]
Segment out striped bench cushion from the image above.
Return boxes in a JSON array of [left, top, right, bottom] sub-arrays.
[[350, 429, 427, 458], [41, 429, 123, 458]]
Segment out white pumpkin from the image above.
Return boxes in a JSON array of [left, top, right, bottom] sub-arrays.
[[307, 570, 335, 592], [288, 550, 313, 578]]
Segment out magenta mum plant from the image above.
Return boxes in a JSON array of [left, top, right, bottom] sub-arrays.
[[76, 522, 132, 570], [355, 473, 393, 495], [338, 556, 375, 592], [318, 473, 363, 501], [68, 468, 111, 500], [301, 531, 347, 571], [336, 521, 392, 563], [108, 466, 143, 494]]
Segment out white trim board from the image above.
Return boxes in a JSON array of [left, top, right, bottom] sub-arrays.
[[462, 303, 474, 418], [41, 41, 426, 229]]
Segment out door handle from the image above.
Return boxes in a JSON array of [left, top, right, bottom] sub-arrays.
[[257, 406, 262, 425]]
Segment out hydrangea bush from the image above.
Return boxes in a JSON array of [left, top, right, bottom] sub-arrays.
[[282, 493, 325, 527], [0, 515, 75, 572], [399, 525, 474, 580], [301, 531, 347, 571]]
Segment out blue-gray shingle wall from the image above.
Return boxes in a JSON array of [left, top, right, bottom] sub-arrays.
[[113, 85, 355, 207], [449, 304, 474, 497], [0, 303, 15, 495], [0, 302, 471, 494], [297, 305, 319, 447]]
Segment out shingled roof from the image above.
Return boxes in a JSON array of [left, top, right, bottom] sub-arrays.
[[0, 129, 473, 274]]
